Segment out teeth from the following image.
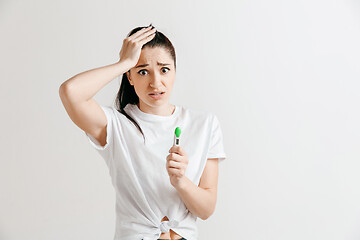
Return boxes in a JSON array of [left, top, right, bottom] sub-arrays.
[[151, 92, 162, 95]]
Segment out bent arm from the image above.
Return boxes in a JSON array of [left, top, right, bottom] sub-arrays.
[[58, 60, 132, 146], [175, 159, 219, 220], [59, 60, 132, 103]]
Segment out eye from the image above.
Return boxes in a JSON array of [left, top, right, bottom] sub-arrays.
[[137, 69, 148, 76], [162, 67, 170, 73], [138, 68, 170, 76]]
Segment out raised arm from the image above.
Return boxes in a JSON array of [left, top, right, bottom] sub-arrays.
[[58, 61, 132, 146], [59, 25, 156, 146]]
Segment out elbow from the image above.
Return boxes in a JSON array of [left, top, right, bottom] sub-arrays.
[[199, 191, 217, 220], [59, 84, 67, 102], [59, 82, 70, 98], [59, 82, 79, 103], [59, 82, 77, 107], [200, 212, 212, 221], [199, 207, 215, 221]]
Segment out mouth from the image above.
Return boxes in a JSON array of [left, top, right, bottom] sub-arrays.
[[149, 92, 165, 96]]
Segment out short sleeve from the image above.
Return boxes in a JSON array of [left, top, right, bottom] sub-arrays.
[[84, 105, 114, 157], [207, 113, 227, 163]]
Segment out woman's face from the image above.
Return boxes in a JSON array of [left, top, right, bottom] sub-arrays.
[[126, 46, 176, 114]]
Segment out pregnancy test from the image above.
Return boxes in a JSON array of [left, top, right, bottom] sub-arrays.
[[173, 127, 181, 146]]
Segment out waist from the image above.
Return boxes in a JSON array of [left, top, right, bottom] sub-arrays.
[[158, 228, 184, 239]]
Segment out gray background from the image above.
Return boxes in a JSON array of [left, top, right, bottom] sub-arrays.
[[1, 0, 360, 239]]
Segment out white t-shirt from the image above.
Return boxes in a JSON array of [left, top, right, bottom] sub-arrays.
[[84, 103, 226, 240]]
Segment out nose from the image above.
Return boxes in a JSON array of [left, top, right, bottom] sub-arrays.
[[149, 71, 163, 89]]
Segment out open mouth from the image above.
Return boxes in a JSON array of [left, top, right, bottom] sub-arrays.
[[149, 92, 165, 95]]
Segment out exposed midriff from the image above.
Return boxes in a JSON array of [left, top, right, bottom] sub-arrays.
[[158, 216, 183, 239]]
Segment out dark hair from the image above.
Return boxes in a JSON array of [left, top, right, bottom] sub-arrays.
[[114, 24, 177, 144]]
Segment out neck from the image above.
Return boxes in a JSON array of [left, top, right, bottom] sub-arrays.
[[137, 102, 175, 116]]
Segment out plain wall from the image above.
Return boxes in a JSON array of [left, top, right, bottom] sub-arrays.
[[1, 0, 359, 239]]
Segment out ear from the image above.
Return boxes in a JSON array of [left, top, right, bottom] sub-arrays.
[[126, 71, 133, 85]]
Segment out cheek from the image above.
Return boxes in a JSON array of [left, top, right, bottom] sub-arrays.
[[167, 80, 175, 89], [166, 75, 175, 84], [132, 83, 147, 95]]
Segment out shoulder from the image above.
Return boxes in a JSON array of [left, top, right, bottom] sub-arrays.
[[100, 105, 132, 122], [181, 105, 223, 130], [180, 104, 211, 116], [178, 105, 214, 124]]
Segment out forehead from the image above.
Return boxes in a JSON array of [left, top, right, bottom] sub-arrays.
[[138, 47, 172, 64]]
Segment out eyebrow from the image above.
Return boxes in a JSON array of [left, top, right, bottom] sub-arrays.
[[135, 62, 171, 68]]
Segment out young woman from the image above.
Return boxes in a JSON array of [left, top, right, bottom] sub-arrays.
[[59, 24, 226, 240]]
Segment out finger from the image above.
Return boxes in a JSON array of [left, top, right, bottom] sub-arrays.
[[169, 145, 178, 153], [127, 26, 152, 41], [168, 153, 182, 163], [170, 145, 185, 156], [132, 27, 156, 43], [168, 166, 182, 177], [137, 29, 157, 45], [168, 159, 182, 169], [168, 160, 181, 168]]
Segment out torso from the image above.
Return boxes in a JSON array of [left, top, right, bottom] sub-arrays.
[[158, 216, 183, 239]]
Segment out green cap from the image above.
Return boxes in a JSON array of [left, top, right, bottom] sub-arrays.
[[175, 127, 181, 137]]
